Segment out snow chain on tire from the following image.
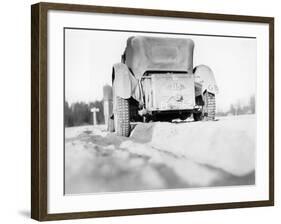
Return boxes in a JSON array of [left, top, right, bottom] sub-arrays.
[[203, 91, 216, 120], [115, 96, 130, 137]]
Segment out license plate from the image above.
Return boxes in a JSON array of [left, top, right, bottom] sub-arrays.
[[151, 73, 195, 110]]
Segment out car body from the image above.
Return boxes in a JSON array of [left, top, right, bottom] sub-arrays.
[[107, 36, 218, 136]]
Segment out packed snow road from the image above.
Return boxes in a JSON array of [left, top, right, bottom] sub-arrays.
[[65, 115, 255, 194]]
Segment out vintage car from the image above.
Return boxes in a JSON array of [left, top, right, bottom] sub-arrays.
[[106, 36, 218, 136]]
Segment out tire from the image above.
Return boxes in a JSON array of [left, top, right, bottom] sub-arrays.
[[114, 96, 130, 137], [203, 91, 216, 120], [107, 117, 115, 132], [193, 112, 203, 121], [179, 113, 190, 121]]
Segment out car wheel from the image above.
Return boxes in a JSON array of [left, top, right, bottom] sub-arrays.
[[114, 96, 130, 137], [203, 91, 216, 120], [193, 112, 203, 121], [107, 117, 115, 132], [179, 113, 190, 121]]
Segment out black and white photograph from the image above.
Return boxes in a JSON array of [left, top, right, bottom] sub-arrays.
[[29, 2, 274, 221], [64, 29, 256, 195]]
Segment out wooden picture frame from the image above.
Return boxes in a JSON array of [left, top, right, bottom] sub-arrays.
[[31, 2, 274, 221]]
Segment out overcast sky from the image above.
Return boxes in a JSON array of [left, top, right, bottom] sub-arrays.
[[65, 29, 256, 111]]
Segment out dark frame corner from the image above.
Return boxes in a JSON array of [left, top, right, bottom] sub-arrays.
[[31, 2, 274, 221]]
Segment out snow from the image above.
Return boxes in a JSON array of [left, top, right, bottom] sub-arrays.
[[65, 115, 255, 194], [131, 115, 255, 176]]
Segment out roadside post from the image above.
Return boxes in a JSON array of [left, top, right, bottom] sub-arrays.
[[103, 85, 113, 126], [91, 107, 100, 126]]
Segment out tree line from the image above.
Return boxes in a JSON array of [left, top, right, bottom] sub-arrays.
[[64, 101, 105, 127], [216, 95, 255, 117], [64, 95, 255, 126]]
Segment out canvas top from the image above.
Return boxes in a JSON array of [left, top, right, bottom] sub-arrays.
[[123, 36, 194, 79]]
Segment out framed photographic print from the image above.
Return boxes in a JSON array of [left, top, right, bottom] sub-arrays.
[[31, 2, 274, 221]]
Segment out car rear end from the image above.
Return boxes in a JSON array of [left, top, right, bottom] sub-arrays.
[[142, 73, 196, 115]]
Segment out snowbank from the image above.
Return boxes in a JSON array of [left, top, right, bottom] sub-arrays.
[[131, 115, 256, 176]]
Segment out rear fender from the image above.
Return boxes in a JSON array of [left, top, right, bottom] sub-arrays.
[[194, 65, 219, 95], [112, 63, 141, 101]]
